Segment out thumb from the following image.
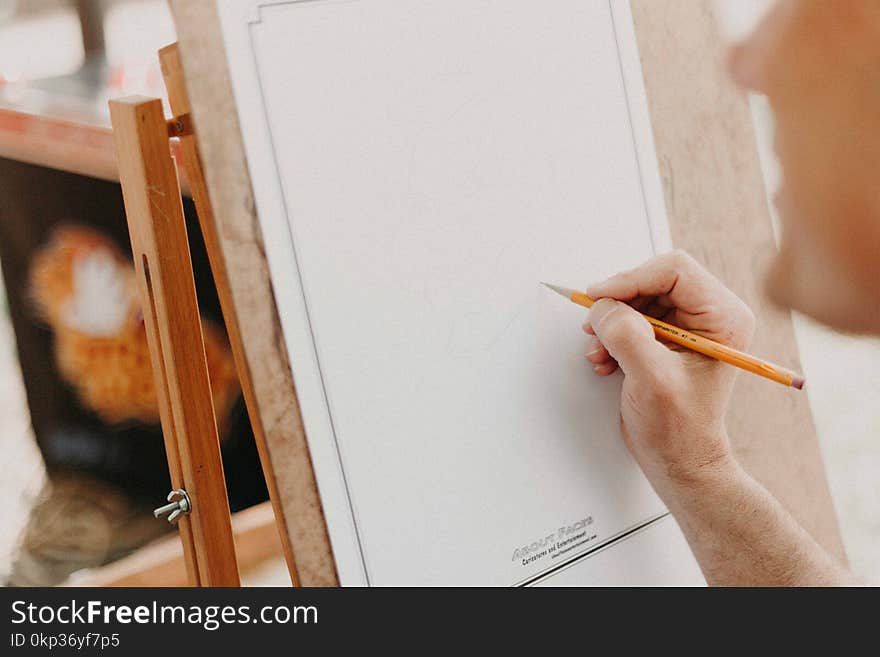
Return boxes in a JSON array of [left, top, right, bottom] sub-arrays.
[[589, 298, 669, 376]]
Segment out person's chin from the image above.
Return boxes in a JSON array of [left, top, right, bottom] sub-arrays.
[[764, 245, 804, 316], [765, 243, 878, 336]]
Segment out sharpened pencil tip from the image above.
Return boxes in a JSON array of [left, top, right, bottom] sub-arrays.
[[542, 282, 576, 299]]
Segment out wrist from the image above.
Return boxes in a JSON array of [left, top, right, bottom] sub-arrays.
[[643, 429, 741, 506], [667, 441, 739, 490]]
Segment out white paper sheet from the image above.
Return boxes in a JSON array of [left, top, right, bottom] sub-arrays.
[[218, 0, 705, 585]]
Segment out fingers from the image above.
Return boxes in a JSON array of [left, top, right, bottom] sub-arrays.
[[588, 298, 671, 376], [586, 250, 756, 350], [593, 360, 618, 377], [583, 333, 619, 376], [587, 250, 723, 312], [584, 335, 607, 363], [639, 297, 675, 320]]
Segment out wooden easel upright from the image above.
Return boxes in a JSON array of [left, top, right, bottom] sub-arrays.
[[107, 44, 297, 587]]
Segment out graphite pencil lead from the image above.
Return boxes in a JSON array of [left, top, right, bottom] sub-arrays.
[[541, 282, 576, 299]]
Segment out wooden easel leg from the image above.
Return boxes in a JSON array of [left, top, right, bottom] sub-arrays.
[[109, 96, 240, 587], [158, 43, 301, 585]]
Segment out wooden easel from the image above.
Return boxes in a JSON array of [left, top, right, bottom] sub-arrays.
[[108, 0, 849, 585], [107, 44, 297, 587]]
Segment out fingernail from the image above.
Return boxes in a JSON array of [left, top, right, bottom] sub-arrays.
[[585, 336, 602, 357]]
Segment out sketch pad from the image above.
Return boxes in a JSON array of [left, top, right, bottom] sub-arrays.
[[217, 0, 705, 585]]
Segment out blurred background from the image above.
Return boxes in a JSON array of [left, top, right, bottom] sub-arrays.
[[0, 0, 877, 586], [0, 0, 285, 586]]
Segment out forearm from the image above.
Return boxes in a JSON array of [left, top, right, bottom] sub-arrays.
[[658, 452, 857, 586]]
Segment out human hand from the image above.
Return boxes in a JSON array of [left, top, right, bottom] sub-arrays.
[[583, 251, 755, 497]]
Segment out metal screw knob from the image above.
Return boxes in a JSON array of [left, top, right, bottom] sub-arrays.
[[153, 489, 192, 524]]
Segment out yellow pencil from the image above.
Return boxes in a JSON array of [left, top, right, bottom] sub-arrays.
[[543, 283, 805, 390]]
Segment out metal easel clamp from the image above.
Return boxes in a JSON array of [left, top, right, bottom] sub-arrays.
[[153, 489, 192, 524]]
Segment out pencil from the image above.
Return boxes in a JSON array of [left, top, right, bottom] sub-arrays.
[[542, 283, 805, 390]]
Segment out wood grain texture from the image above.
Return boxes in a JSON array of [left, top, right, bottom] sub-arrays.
[[0, 109, 117, 183], [167, 1, 339, 586], [158, 43, 300, 583], [109, 97, 241, 585], [0, 107, 190, 193], [168, 0, 845, 583], [630, 0, 845, 560]]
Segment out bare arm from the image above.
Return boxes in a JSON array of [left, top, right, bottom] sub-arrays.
[[660, 451, 855, 586], [583, 251, 855, 586]]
